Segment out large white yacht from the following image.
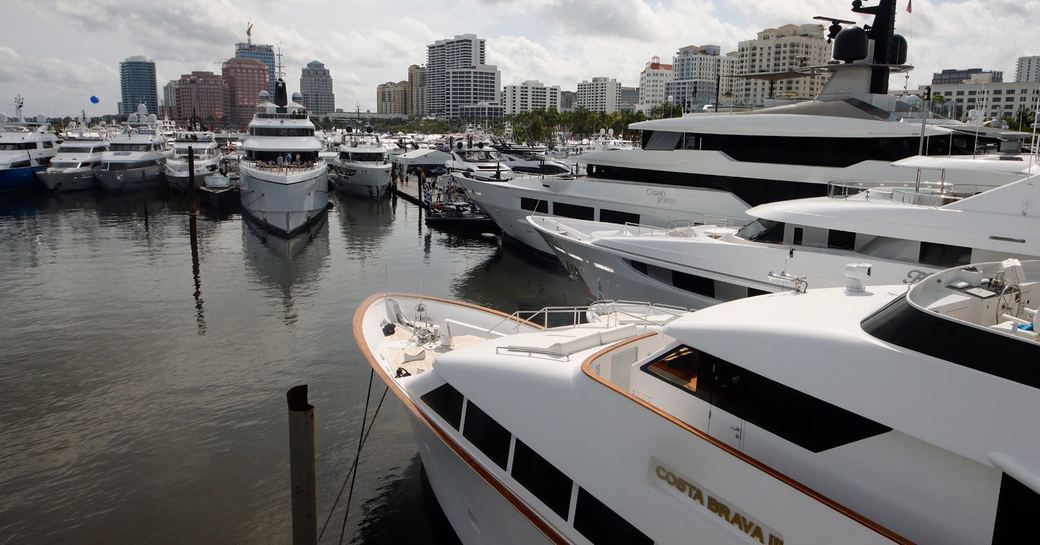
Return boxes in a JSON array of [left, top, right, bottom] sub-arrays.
[[96, 104, 170, 191], [528, 169, 1040, 308], [329, 126, 391, 199], [446, 144, 514, 181], [165, 131, 221, 192], [238, 79, 328, 236], [0, 98, 57, 194], [37, 121, 108, 191], [356, 257, 1040, 545], [457, 2, 1024, 255]]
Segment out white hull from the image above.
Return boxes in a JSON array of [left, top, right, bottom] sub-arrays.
[[330, 164, 391, 199], [239, 164, 329, 236], [36, 168, 97, 192], [96, 164, 165, 191], [166, 160, 220, 192]]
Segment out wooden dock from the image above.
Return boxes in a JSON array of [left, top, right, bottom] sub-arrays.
[[393, 177, 423, 206]]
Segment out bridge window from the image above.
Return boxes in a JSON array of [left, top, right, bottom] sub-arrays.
[[420, 383, 463, 430]]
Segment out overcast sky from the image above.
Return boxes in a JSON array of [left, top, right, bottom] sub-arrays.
[[1, 0, 1037, 117]]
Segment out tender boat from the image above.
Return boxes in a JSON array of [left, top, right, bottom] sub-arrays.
[[37, 123, 108, 192], [238, 79, 328, 236], [96, 104, 170, 191], [165, 131, 222, 191], [0, 98, 57, 194], [355, 258, 1040, 545], [329, 127, 392, 199]]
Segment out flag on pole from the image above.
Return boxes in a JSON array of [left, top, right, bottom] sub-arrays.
[[906, 0, 912, 13]]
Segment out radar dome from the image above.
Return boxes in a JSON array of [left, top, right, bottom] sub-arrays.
[[128, 113, 139, 123], [365, 125, 373, 134], [148, 114, 157, 123], [888, 34, 908, 65], [37, 113, 47, 123], [599, 128, 606, 135], [137, 103, 148, 115], [833, 26, 868, 62], [0, 113, 7, 124], [291, 91, 303, 103], [258, 90, 270, 102], [608, 128, 614, 136], [345, 126, 353, 133]]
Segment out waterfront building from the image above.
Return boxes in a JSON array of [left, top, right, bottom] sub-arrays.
[[426, 34, 489, 118], [445, 64, 501, 119], [502, 80, 560, 114], [223, 57, 269, 130], [932, 68, 1003, 85], [576, 77, 621, 113], [174, 71, 229, 128], [235, 41, 277, 95], [119, 56, 158, 116], [719, 51, 739, 101], [637, 56, 674, 113], [620, 86, 639, 111], [665, 45, 720, 111], [377, 81, 409, 115], [457, 101, 503, 119], [161, 80, 179, 119], [735, 24, 829, 106], [923, 80, 1040, 121], [300, 60, 335, 115], [1016, 56, 1040, 82], [408, 64, 428, 116]]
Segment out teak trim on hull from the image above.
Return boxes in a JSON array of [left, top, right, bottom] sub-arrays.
[[352, 293, 566, 545], [580, 333, 916, 545]]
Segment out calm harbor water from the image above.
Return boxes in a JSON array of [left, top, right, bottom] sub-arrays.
[[0, 188, 587, 544]]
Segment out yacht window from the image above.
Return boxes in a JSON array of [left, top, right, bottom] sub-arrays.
[[918, 242, 971, 268], [0, 143, 37, 150], [748, 287, 770, 297], [642, 130, 682, 151], [672, 271, 715, 298], [520, 198, 548, 213], [350, 153, 385, 162], [792, 227, 804, 246], [42, 141, 54, 148], [461, 150, 501, 162], [9, 160, 31, 168], [553, 202, 595, 221], [827, 229, 856, 250], [511, 439, 573, 519], [110, 144, 153, 152], [599, 209, 640, 225], [420, 383, 464, 430], [991, 473, 1040, 543], [462, 401, 511, 469], [682, 133, 699, 150], [736, 219, 784, 244], [60, 146, 96, 153], [573, 487, 653, 545], [626, 259, 648, 275], [249, 127, 315, 137], [641, 345, 891, 452]]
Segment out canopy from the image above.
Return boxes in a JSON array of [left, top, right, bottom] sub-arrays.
[[392, 148, 450, 167]]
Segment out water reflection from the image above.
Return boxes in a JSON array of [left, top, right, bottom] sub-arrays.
[[335, 195, 394, 260], [451, 241, 587, 311], [241, 217, 331, 326]]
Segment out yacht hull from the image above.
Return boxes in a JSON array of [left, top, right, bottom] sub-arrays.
[[96, 164, 165, 191], [37, 168, 97, 192], [330, 165, 391, 199], [239, 165, 329, 237], [0, 165, 42, 193]]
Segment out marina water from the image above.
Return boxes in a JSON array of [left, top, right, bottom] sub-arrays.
[[0, 190, 586, 544]]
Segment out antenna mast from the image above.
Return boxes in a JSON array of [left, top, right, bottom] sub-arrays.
[[276, 45, 285, 80], [246, 22, 253, 46]]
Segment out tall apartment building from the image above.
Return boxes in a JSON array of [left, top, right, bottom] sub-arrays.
[[735, 24, 829, 106], [174, 71, 229, 127], [445, 64, 501, 119], [1016, 56, 1040, 82], [300, 60, 335, 115], [620, 87, 639, 111], [924, 80, 1040, 120], [161, 80, 179, 119], [637, 56, 674, 112], [665, 45, 720, 110], [932, 68, 1003, 85], [576, 77, 621, 113], [376, 81, 409, 115], [426, 34, 498, 118], [408, 64, 428, 116], [119, 56, 158, 116], [235, 41, 277, 95], [223, 57, 268, 130], [502, 80, 561, 114], [719, 51, 739, 100]]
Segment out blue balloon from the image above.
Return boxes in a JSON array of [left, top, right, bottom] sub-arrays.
[[90, 95, 99, 104]]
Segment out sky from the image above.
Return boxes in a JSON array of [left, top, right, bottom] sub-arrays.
[[1, 0, 1038, 117]]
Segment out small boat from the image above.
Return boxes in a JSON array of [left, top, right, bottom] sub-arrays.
[[425, 200, 497, 231]]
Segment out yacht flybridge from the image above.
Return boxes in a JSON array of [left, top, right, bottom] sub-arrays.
[[528, 170, 1040, 308], [458, 0, 1027, 255], [355, 258, 1040, 545], [329, 126, 391, 199], [96, 104, 170, 191], [238, 79, 328, 236], [165, 131, 221, 192]]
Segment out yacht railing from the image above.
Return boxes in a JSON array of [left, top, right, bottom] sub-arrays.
[[619, 214, 747, 238], [826, 180, 988, 207], [485, 300, 688, 340], [240, 159, 325, 174]]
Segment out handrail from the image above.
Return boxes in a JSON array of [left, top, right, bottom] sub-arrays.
[[483, 300, 689, 340]]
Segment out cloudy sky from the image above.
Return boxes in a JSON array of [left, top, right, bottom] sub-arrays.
[[2, 0, 1037, 117]]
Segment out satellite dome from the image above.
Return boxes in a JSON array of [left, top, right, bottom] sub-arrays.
[[258, 90, 270, 102], [137, 103, 148, 115], [291, 91, 303, 103], [128, 113, 139, 123], [37, 113, 47, 123], [365, 125, 373, 134], [608, 128, 614, 136], [148, 114, 157, 123], [833, 27, 868, 63]]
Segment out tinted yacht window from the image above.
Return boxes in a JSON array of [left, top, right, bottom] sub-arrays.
[[574, 487, 653, 545], [511, 439, 573, 519], [462, 401, 511, 469], [736, 220, 784, 244], [642, 130, 682, 150], [420, 383, 464, 430]]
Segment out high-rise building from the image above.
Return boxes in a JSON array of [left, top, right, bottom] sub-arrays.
[[1016, 56, 1040, 82], [174, 71, 229, 127], [445, 64, 501, 119], [300, 60, 335, 115], [376, 81, 409, 115], [664, 45, 720, 111], [932, 68, 1003, 85], [637, 56, 674, 113], [719, 51, 739, 100], [560, 91, 577, 112], [119, 56, 158, 117], [223, 57, 268, 130], [923, 80, 1040, 121], [235, 41, 277, 95], [161, 80, 179, 119], [408, 64, 428, 116], [620, 86, 639, 112], [576, 77, 621, 113], [735, 24, 829, 106], [426, 34, 487, 118], [502, 80, 560, 114]]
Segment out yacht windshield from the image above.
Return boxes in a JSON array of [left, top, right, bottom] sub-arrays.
[[735, 219, 785, 244], [59, 146, 98, 153], [462, 150, 500, 162], [110, 144, 154, 152]]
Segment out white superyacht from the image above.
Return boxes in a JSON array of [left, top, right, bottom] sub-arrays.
[[165, 131, 221, 192], [37, 122, 108, 191], [356, 257, 1040, 545], [0, 105, 57, 194], [96, 104, 170, 191], [238, 80, 328, 236], [329, 126, 391, 199]]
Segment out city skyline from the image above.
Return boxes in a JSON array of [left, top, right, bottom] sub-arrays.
[[1, 0, 1037, 117]]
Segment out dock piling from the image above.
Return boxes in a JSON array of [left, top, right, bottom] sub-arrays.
[[287, 385, 318, 545]]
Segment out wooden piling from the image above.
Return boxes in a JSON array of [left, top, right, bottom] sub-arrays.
[[287, 385, 317, 545]]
